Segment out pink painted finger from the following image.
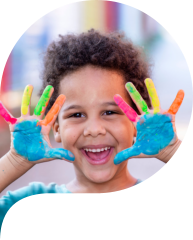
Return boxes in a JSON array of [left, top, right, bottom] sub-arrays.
[[0, 102, 17, 124], [114, 94, 138, 122]]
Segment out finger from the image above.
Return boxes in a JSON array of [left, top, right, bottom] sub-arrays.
[[45, 148, 75, 161], [114, 94, 138, 122], [167, 90, 184, 115], [39, 95, 66, 126], [34, 85, 54, 117], [0, 102, 17, 124], [145, 78, 160, 113], [125, 82, 149, 114], [21, 85, 33, 116], [114, 146, 140, 165]]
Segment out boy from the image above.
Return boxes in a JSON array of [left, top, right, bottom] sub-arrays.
[[0, 29, 183, 232]]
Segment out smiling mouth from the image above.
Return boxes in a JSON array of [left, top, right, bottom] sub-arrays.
[[81, 147, 113, 165], [84, 148, 111, 160]]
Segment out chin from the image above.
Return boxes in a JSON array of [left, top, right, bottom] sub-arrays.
[[85, 169, 116, 184]]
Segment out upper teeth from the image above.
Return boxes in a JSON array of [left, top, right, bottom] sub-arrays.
[[84, 147, 110, 152]]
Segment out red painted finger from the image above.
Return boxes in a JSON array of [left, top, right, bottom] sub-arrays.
[[0, 102, 17, 124], [114, 94, 138, 122], [167, 90, 184, 115]]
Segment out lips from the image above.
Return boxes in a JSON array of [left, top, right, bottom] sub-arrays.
[[86, 148, 110, 160], [81, 148, 114, 165]]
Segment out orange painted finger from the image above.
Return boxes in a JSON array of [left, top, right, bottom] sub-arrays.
[[167, 90, 184, 115], [39, 95, 66, 126]]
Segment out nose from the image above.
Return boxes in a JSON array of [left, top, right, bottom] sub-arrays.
[[83, 118, 106, 137]]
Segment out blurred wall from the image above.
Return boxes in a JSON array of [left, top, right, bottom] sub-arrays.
[[0, 1, 192, 196]]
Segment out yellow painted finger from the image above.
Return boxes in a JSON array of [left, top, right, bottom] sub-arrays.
[[21, 85, 33, 115], [145, 78, 160, 113]]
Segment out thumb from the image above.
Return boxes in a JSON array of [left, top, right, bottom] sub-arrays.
[[46, 148, 75, 161], [114, 145, 140, 165]]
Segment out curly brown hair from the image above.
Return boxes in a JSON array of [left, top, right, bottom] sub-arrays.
[[40, 29, 152, 114]]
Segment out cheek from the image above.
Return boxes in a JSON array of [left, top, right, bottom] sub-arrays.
[[60, 125, 80, 149], [113, 120, 134, 148]]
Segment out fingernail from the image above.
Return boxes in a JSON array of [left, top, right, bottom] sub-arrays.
[[113, 95, 121, 105], [126, 82, 132, 90]]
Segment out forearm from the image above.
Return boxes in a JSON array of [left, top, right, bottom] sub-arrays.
[[0, 151, 34, 193], [157, 139, 182, 163]]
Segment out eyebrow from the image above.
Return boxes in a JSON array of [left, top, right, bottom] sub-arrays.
[[62, 101, 118, 111]]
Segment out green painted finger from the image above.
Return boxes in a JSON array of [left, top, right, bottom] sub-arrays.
[[145, 78, 160, 113], [125, 82, 149, 114], [21, 85, 33, 115], [34, 85, 53, 116]]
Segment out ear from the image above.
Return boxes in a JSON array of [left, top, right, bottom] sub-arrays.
[[52, 119, 61, 143]]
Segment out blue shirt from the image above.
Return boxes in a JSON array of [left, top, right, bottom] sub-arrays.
[[0, 180, 142, 234]]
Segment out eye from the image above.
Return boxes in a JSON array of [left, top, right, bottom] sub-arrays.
[[70, 111, 116, 118], [70, 113, 84, 118], [106, 111, 116, 115]]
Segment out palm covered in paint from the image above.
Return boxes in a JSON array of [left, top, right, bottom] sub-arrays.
[[114, 78, 184, 165], [0, 85, 74, 163]]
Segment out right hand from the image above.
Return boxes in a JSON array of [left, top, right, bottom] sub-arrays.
[[113, 79, 184, 165], [0, 85, 75, 165]]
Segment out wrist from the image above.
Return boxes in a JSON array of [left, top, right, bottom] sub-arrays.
[[7, 150, 35, 171], [157, 139, 182, 163], [0, 151, 34, 193]]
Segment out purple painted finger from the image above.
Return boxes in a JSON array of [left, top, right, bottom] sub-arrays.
[[0, 102, 17, 124], [114, 94, 138, 122]]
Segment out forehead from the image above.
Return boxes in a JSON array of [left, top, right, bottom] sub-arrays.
[[59, 65, 128, 105]]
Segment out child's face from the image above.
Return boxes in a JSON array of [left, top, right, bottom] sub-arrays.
[[53, 65, 136, 183]]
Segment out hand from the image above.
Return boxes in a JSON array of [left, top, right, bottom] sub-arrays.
[[113, 78, 184, 165], [0, 85, 75, 163]]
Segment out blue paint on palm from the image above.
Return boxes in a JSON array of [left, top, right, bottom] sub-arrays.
[[114, 113, 175, 165], [13, 120, 75, 162]]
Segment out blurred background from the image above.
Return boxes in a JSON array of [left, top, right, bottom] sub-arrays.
[[0, 1, 192, 196]]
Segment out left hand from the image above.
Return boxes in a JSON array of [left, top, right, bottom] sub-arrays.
[[113, 78, 184, 165]]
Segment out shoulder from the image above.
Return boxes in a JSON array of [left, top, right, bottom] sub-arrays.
[[0, 182, 71, 204], [0, 182, 43, 206], [0, 182, 71, 231], [0, 182, 70, 233], [12, 182, 71, 196]]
